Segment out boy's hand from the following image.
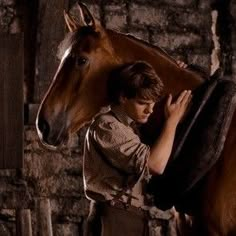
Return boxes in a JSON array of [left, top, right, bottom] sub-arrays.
[[177, 60, 188, 69], [164, 90, 192, 127]]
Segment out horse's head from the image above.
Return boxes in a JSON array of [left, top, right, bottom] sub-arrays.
[[36, 3, 204, 149], [36, 3, 120, 148]]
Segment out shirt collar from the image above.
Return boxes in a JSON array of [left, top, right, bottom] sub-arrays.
[[110, 105, 133, 126]]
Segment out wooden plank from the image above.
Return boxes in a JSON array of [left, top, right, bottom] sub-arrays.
[[35, 0, 69, 102], [24, 0, 39, 103], [0, 42, 4, 167], [0, 34, 24, 169], [16, 209, 33, 236], [28, 104, 40, 125], [38, 198, 53, 236]]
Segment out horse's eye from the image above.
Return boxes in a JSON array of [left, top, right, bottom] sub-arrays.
[[75, 57, 88, 67]]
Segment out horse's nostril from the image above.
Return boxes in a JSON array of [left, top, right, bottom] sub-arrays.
[[38, 117, 50, 140]]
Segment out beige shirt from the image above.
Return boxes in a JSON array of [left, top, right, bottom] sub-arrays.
[[83, 106, 151, 207]]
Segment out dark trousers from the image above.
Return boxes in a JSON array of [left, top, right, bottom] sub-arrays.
[[84, 201, 149, 236]]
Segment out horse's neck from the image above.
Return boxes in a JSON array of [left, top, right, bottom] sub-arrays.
[[107, 29, 204, 95]]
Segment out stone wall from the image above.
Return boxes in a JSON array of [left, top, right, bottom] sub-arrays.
[[0, 0, 21, 33], [0, 0, 234, 235]]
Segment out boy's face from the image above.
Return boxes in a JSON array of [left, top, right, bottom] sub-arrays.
[[120, 97, 155, 123]]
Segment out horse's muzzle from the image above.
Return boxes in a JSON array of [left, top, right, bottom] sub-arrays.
[[36, 114, 68, 148]]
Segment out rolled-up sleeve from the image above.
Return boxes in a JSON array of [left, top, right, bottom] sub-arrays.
[[91, 120, 150, 175]]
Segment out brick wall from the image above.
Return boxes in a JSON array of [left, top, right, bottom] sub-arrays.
[[1, 0, 234, 235]]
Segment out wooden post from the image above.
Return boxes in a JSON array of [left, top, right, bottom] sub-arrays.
[[0, 33, 24, 168], [16, 209, 33, 236], [35, 0, 69, 102], [38, 198, 53, 236]]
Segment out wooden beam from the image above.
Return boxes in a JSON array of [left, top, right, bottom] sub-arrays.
[[38, 198, 53, 236], [0, 33, 24, 168], [16, 209, 33, 236], [35, 0, 69, 102]]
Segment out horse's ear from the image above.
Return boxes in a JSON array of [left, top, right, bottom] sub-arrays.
[[64, 10, 80, 32], [77, 2, 96, 28], [64, 3, 96, 32]]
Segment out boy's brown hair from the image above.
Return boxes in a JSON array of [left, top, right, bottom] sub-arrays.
[[107, 61, 164, 104]]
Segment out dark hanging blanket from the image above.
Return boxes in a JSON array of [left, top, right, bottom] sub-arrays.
[[147, 77, 236, 210]]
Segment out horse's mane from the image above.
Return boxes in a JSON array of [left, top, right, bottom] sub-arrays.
[[57, 26, 99, 60], [57, 31, 80, 60]]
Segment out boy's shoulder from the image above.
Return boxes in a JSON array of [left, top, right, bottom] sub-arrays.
[[92, 111, 118, 127]]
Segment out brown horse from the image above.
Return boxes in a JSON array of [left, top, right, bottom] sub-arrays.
[[36, 3, 236, 236]]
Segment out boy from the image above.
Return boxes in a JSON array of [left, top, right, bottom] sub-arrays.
[[83, 61, 192, 236]]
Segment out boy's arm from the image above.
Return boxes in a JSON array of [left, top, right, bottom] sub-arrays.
[[148, 90, 192, 175]]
